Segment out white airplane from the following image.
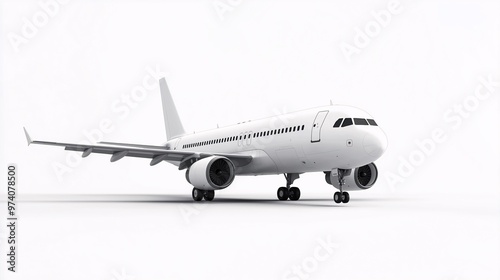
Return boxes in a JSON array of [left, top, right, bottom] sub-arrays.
[[24, 78, 387, 204]]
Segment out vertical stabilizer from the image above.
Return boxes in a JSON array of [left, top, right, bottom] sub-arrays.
[[159, 78, 185, 140]]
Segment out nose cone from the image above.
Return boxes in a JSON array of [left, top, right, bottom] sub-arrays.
[[363, 129, 388, 159]]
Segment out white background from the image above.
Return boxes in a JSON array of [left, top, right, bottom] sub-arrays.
[[1, 0, 499, 279]]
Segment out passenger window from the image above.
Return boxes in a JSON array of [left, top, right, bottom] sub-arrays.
[[354, 118, 368, 125], [341, 118, 353, 127], [301, 125, 305, 130], [333, 118, 343, 128], [367, 119, 378, 126]]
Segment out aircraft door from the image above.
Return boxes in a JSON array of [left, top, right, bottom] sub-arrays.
[[311, 110, 329, 143]]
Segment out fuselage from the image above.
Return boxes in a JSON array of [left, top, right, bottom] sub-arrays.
[[167, 105, 388, 175]]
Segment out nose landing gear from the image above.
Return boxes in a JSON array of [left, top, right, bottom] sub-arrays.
[[333, 169, 350, 204]]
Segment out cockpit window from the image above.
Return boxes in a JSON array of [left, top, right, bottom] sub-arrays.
[[354, 118, 368, 125], [341, 118, 353, 127], [333, 118, 343, 128], [367, 119, 378, 126]]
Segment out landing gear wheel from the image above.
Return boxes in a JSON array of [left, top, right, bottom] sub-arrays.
[[277, 187, 289, 201], [204, 190, 215, 201], [278, 173, 300, 201], [192, 188, 204, 201], [332, 169, 351, 204], [289, 187, 301, 201], [333, 192, 342, 204], [342, 192, 350, 203]]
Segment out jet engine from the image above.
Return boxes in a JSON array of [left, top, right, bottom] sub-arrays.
[[185, 156, 235, 190], [325, 163, 378, 191]]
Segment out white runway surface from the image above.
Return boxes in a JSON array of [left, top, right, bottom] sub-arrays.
[[3, 192, 499, 280]]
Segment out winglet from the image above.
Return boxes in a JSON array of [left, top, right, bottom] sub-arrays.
[[23, 127, 33, 146]]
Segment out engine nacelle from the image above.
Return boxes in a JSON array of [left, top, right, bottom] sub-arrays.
[[326, 163, 378, 191], [185, 156, 235, 190]]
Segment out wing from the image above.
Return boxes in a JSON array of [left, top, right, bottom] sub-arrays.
[[24, 128, 252, 169]]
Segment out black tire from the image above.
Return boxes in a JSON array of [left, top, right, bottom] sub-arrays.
[[204, 190, 215, 201], [277, 187, 289, 201], [333, 192, 342, 203], [192, 188, 204, 201], [342, 192, 350, 203], [289, 187, 301, 201]]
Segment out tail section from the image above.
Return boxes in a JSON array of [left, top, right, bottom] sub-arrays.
[[159, 78, 185, 140]]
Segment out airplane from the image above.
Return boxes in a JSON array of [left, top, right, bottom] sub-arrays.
[[24, 78, 388, 204]]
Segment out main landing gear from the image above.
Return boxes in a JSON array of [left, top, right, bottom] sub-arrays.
[[277, 173, 301, 201], [333, 169, 350, 204], [192, 188, 215, 201]]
